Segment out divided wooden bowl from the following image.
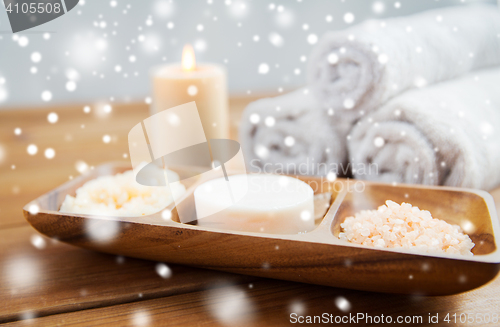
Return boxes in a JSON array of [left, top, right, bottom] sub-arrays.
[[23, 162, 500, 295]]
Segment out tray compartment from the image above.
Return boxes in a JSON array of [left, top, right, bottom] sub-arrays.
[[331, 183, 497, 255], [171, 173, 342, 232]]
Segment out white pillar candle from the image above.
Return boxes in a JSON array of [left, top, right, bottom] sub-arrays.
[[194, 174, 315, 234], [151, 45, 229, 140]]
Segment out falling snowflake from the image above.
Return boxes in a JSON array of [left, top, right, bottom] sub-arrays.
[[187, 85, 198, 96], [99, 104, 111, 115], [228, 0, 248, 19], [480, 122, 494, 135], [44, 148, 56, 159], [264, 116, 275, 127], [85, 219, 120, 243], [41, 91, 52, 102], [31, 235, 47, 249], [328, 53, 339, 64], [377, 53, 389, 64], [161, 209, 172, 220], [47, 112, 59, 123], [95, 38, 107, 51], [327, 172, 337, 182], [289, 300, 306, 315], [66, 81, 77, 92], [155, 263, 172, 278], [206, 286, 255, 326], [284, 136, 295, 147], [300, 210, 312, 221], [373, 136, 385, 147], [343, 98, 355, 109], [372, 1, 385, 14], [31, 52, 42, 63], [132, 310, 151, 326], [275, 7, 295, 28], [194, 39, 207, 52], [268, 32, 284, 47], [66, 68, 81, 81], [18, 36, 29, 47], [5, 256, 40, 289], [28, 204, 40, 215], [254, 144, 269, 159], [75, 160, 89, 174], [258, 63, 270, 74], [27, 144, 38, 156], [167, 113, 180, 126], [249, 113, 260, 124], [335, 296, 351, 312], [307, 34, 318, 45], [153, 0, 176, 18], [343, 12, 355, 24], [414, 76, 427, 88]]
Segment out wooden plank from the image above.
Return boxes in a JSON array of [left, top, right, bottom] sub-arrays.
[[0, 225, 255, 323], [6, 276, 500, 327]]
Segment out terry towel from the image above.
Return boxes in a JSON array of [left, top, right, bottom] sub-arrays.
[[348, 68, 500, 189], [308, 4, 500, 127], [239, 89, 346, 176]]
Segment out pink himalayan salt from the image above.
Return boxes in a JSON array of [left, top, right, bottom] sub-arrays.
[[339, 200, 475, 256]]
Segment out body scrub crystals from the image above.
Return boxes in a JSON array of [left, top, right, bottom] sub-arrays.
[[60, 169, 186, 217], [339, 200, 475, 255]]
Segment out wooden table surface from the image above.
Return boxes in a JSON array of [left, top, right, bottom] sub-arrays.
[[1, 98, 500, 326]]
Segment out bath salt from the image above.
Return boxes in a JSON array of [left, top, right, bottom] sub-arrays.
[[339, 200, 475, 255], [60, 169, 186, 217]]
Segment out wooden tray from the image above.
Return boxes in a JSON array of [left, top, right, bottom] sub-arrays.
[[23, 162, 500, 295]]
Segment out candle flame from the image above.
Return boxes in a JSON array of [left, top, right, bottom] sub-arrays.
[[182, 44, 196, 71]]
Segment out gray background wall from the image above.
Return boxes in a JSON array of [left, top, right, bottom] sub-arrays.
[[0, 0, 495, 108]]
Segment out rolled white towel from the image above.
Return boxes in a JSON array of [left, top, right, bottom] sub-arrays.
[[239, 89, 346, 176], [348, 68, 500, 189], [308, 4, 500, 126]]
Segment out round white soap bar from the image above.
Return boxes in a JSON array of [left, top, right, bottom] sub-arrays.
[[194, 174, 315, 234]]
